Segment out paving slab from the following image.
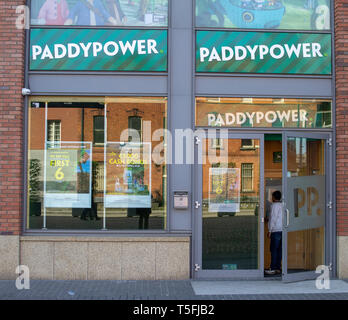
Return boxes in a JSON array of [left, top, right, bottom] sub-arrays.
[[0, 280, 348, 300], [191, 280, 348, 295]]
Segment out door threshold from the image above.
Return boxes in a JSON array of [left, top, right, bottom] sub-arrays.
[[263, 275, 282, 281]]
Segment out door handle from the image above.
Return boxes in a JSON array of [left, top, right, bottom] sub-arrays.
[[286, 209, 290, 227]]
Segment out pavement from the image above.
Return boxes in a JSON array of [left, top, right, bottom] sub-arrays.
[[1, 279, 348, 300]]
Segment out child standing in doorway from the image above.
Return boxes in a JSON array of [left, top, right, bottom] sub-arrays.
[[265, 190, 283, 275]]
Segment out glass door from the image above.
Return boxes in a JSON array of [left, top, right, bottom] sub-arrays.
[[282, 132, 332, 282], [194, 133, 264, 279]]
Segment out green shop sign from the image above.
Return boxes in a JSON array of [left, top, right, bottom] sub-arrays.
[[196, 31, 331, 75], [30, 28, 167, 71]]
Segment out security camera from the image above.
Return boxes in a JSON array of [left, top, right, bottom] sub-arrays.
[[22, 88, 31, 96]]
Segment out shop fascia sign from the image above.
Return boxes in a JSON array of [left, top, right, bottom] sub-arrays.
[[30, 28, 167, 71], [196, 31, 331, 75]]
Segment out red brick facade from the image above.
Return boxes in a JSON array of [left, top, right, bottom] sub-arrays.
[[335, 0, 348, 237], [0, 0, 25, 235]]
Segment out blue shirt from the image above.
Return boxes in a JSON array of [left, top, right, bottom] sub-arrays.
[[68, 0, 111, 26]]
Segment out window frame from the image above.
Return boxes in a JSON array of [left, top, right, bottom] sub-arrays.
[[47, 120, 61, 143], [93, 115, 105, 145], [26, 96, 168, 234], [241, 163, 254, 193]]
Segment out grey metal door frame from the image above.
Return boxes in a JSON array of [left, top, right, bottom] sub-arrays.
[[281, 131, 333, 283], [193, 131, 265, 279]]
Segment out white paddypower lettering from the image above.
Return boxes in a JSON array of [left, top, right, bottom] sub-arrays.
[[68, 43, 80, 58], [207, 110, 309, 126], [32, 45, 42, 60], [54, 44, 66, 59], [104, 41, 119, 56], [200, 43, 324, 62], [80, 42, 92, 57], [32, 39, 160, 60], [119, 40, 136, 55], [41, 45, 54, 59]]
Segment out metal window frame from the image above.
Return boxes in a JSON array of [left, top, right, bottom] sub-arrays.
[[281, 131, 333, 282], [241, 163, 254, 193], [24, 96, 170, 235], [93, 115, 105, 145], [193, 132, 265, 279]]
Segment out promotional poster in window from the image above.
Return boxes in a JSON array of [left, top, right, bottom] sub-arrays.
[[196, 0, 330, 30], [209, 168, 241, 213], [105, 142, 151, 208], [44, 142, 92, 208]]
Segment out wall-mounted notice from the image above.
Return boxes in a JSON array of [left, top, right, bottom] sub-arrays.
[[209, 168, 240, 213], [44, 142, 92, 208], [105, 142, 151, 208]]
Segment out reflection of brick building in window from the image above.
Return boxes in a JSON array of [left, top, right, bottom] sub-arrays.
[[47, 120, 61, 142], [202, 139, 260, 213], [29, 99, 167, 209], [241, 163, 253, 192]]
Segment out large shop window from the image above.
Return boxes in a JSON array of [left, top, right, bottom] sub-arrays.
[[195, 0, 331, 30], [30, 0, 168, 27], [196, 98, 332, 129], [28, 97, 167, 231]]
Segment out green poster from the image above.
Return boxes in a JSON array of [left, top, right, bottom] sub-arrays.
[[30, 28, 167, 71], [196, 31, 331, 75]]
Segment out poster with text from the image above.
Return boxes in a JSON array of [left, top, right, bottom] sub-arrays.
[[44, 142, 92, 208], [209, 167, 240, 213], [105, 142, 151, 208]]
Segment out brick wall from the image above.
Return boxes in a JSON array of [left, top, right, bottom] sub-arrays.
[[0, 0, 25, 235], [335, 0, 348, 237]]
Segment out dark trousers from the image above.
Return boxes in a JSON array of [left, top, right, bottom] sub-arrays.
[[270, 231, 282, 271]]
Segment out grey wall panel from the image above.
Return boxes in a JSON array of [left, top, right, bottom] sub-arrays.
[[169, 0, 193, 231], [171, 30, 193, 96], [29, 74, 168, 95], [196, 76, 333, 98], [171, 0, 192, 29], [170, 94, 193, 231]]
